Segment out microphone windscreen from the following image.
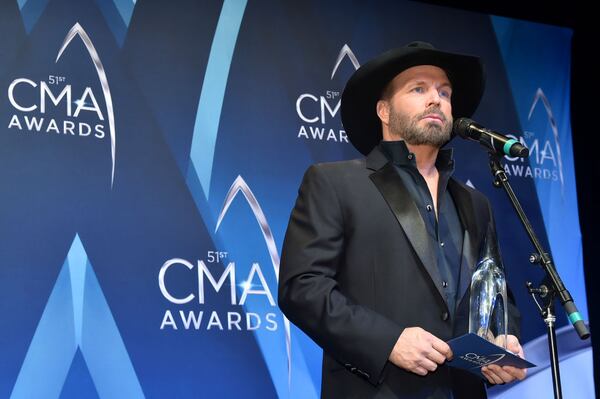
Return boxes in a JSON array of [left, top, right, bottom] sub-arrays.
[[453, 117, 475, 139]]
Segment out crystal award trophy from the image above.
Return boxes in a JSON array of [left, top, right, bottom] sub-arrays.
[[468, 223, 509, 349], [447, 223, 535, 377]]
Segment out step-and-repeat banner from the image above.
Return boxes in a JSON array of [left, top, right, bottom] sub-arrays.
[[0, 0, 591, 398]]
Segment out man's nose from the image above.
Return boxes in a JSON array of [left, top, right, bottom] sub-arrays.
[[426, 88, 442, 106]]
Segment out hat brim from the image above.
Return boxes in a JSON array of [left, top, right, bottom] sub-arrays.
[[341, 46, 485, 155]]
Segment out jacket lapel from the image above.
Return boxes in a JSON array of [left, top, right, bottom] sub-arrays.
[[367, 148, 448, 307], [448, 179, 481, 308]]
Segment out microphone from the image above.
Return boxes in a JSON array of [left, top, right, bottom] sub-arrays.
[[453, 117, 529, 158]]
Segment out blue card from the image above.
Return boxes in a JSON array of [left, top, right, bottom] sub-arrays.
[[446, 333, 536, 379]]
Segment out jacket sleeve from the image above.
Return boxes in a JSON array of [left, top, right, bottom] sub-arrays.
[[278, 165, 402, 386]]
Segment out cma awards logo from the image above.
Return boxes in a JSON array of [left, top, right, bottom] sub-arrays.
[[295, 44, 360, 143], [158, 176, 290, 339], [502, 88, 564, 191], [460, 353, 506, 369], [6, 23, 117, 186]]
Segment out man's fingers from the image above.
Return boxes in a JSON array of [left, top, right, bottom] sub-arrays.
[[491, 365, 514, 382], [507, 342, 522, 356], [485, 365, 515, 384], [502, 366, 527, 381], [481, 368, 497, 385], [425, 347, 447, 364], [482, 366, 506, 385], [419, 358, 439, 372], [391, 327, 456, 376], [506, 335, 525, 358], [431, 339, 453, 360]]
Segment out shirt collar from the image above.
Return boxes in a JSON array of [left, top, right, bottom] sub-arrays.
[[378, 140, 455, 173]]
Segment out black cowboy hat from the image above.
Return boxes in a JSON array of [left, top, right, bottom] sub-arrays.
[[340, 41, 485, 155]]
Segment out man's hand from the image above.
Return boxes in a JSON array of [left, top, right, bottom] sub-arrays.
[[388, 327, 453, 376], [481, 334, 527, 385]]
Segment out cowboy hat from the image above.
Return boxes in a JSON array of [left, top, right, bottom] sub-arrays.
[[340, 41, 484, 155]]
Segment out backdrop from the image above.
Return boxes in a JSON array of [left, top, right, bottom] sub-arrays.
[[0, 0, 591, 398]]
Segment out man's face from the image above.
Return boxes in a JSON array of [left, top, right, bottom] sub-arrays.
[[378, 65, 453, 147]]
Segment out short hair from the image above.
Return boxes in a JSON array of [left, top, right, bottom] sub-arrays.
[[379, 79, 395, 101]]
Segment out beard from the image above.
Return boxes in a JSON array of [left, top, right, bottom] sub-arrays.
[[388, 105, 453, 147]]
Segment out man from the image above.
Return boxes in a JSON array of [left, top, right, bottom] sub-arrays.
[[278, 41, 526, 398]]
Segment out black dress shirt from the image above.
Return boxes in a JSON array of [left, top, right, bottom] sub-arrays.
[[379, 140, 464, 315]]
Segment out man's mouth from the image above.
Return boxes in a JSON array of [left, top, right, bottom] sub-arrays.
[[421, 114, 444, 123]]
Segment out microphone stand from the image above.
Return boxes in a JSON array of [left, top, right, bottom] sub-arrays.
[[487, 152, 590, 399]]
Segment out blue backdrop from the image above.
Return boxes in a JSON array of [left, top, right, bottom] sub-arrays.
[[0, 0, 591, 397]]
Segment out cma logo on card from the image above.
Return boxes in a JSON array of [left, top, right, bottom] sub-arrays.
[[295, 44, 360, 144], [461, 352, 506, 368], [6, 23, 117, 187]]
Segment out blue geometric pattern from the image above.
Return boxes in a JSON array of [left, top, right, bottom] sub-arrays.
[[110, 0, 136, 27], [182, 2, 321, 396], [11, 235, 144, 399], [17, 0, 50, 33], [491, 17, 587, 320], [18, 0, 137, 45], [189, 0, 248, 198], [1, 1, 589, 398], [93, 0, 137, 46]]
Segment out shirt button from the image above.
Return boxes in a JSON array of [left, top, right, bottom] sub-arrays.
[[440, 242, 445, 247], [426, 204, 433, 212], [442, 281, 448, 288], [441, 312, 449, 321], [407, 153, 414, 160]]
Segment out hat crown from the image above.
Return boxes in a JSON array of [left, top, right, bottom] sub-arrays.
[[406, 41, 435, 50]]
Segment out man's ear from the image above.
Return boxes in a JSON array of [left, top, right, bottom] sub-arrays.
[[376, 100, 390, 126]]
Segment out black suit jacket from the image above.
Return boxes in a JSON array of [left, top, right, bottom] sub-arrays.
[[278, 146, 521, 399]]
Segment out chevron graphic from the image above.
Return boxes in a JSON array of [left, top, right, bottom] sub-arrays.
[[11, 235, 144, 399], [56, 23, 117, 188], [331, 44, 360, 80], [528, 88, 565, 196]]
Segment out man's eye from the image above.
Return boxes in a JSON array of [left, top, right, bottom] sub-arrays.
[[413, 87, 424, 93], [440, 90, 451, 98]]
